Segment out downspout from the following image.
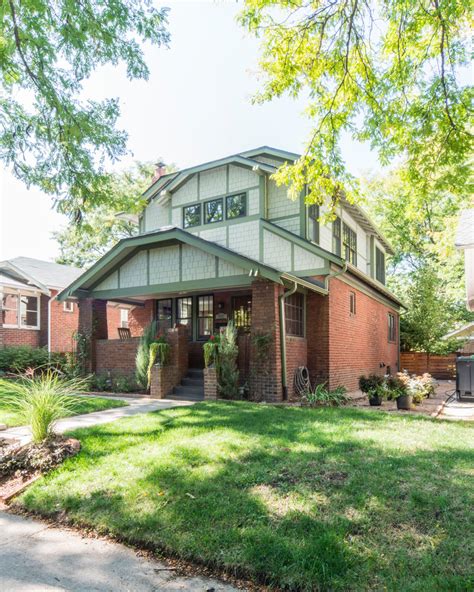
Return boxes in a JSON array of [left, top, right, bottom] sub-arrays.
[[324, 261, 348, 291], [47, 296, 53, 356], [279, 280, 298, 401]]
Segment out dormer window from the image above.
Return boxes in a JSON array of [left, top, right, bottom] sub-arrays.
[[183, 204, 201, 228], [226, 193, 246, 219], [308, 205, 319, 243]]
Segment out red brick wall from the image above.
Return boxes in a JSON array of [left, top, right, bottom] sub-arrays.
[[324, 276, 399, 391], [129, 301, 154, 336], [286, 336, 307, 401], [49, 291, 80, 352], [2, 327, 40, 347], [96, 337, 140, 377], [107, 306, 122, 340]]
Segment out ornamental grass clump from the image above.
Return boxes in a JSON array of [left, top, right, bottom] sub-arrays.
[[217, 322, 239, 399], [1, 371, 90, 443], [135, 320, 158, 389]]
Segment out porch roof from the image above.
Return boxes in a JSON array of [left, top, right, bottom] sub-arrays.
[[57, 226, 328, 302]]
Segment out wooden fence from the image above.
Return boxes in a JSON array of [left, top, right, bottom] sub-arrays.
[[400, 352, 457, 379]]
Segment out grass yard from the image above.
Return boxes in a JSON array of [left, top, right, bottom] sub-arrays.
[[0, 392, 127, 428], [18, 402, 473, 591]]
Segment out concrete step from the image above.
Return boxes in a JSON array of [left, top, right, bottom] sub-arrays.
[[187, 368, 204, 379], [173, 385, 204, 398], [182, 377, 204, 387], [168, 393, 204, 402]]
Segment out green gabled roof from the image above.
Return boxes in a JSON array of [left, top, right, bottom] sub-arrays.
[[56, 227, 285, 301]]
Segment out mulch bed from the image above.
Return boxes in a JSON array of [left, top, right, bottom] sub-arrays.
[[0, 435, 80, 504]]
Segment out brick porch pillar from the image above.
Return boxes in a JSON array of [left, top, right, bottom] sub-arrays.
[[150, 325, 189, 398], [249, 278, 283, 402], [306, 291, 330, 388], [77, 298, 108, 373]]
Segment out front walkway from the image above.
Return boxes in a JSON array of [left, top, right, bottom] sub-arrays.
[[1, 396, 196, 446], [0, 512, 237, 592]]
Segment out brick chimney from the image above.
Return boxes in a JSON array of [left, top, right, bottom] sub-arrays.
[[152, 161, 166, 184]]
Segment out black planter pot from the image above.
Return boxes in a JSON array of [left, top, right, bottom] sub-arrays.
[[396, 394, 413, 410], [369, 395, 383, 406]]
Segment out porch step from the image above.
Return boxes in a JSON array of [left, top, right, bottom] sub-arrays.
[[169, 368, 204, 401]]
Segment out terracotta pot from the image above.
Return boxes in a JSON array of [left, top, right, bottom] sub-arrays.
[[396, 394, 413, 410]]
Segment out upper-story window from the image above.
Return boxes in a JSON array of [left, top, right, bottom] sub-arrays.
[[308, 205, 319, 243], [226, 193, 246, 219], [333, 217, 342, 256], [343, 223, 357, 265], [205, 198, 223, 224], [375, 247, 386, 284], [183, 204, 201, 228]]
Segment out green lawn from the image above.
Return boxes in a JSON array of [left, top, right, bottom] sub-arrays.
[[18, 402, 473, 591], [0, 394, 127, 428]]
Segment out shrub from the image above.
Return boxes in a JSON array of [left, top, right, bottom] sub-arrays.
[[217, 322, 239, 399], [0, 346, 49, 373], [1, 371, 90, 443], [112, 375, 138, 393], [91, 374, 110, 392], [147, 338, 171, 390], [396, 370, 435, 404], [203, 334, 219, 368], [358, 374, 384, 397], [303, 383, 349, 407], [135, 321, 158, 389]]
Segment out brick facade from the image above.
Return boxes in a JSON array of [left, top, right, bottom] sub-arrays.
[[96, 337, 140, 378], [149, 326, 189, 397]]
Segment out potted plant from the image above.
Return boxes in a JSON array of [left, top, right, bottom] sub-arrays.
[[359, 374, 384, 406], [386, 375, 412, 409]]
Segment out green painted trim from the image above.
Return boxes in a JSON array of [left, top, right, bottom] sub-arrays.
[[117, 267, 121, 289], [142, 208, 147, 233], [215, 256, 219, 278], [226, 224, 229, 248], [176, 212, 260, 233], [262, 219, 341, 266], [171, 186, 259, 211], [369, 235, 375, 279], [90, 247, 139, 292], [91, 275, 254, 300], [240, 146, 300, 162], [259, 175, 265, 218], [258, 219, 264, 261], [226, 164, 229, 193], [146, 250, 150, 285], [291, 243, 295, 272], [168, 201, 172, 225], [292, 267, 330, 277], [299, 189, 306, 238], [197, 172, 200, 200], [179, 244, 183, 282]]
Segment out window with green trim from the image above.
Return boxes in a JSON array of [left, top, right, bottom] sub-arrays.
[[198, 295, 213, 339], [343, 223, 357, 265], [388, 313, 396, 342], [205, 198, 223, 224], [183, 204, 201, 228], [375, 247, 386, 284], [176, 297, 193, 337], [156, 299, 172, 334], [308, 204, 319, 243], [226, 193, 246, 219], [285, 292, 304, 337], [332, 217, 341, 256]]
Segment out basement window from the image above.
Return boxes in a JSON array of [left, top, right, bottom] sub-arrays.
[[285, 292, 304, 337]]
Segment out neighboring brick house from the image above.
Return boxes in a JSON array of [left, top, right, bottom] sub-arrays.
[[0, 257, 132, 353], [58, 147, 402, 399]]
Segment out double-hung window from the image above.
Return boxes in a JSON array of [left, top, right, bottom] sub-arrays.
[[120, 308, 129, 328], [156, 299, 173, 334], [333, 217, 342, 256], [285, 293, 304, 337], [1, 292, 39, 329], [197, 295, 213, 339], [176, 297, 193, 337], [342, 223, 357, 265], [308, 205, 320, 243], [375, 247, 386, 284]]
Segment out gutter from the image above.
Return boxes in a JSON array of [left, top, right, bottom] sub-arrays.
[[47, 295, 54, 356], [278, 280, 298, 401], [324, 261, 348, 291]]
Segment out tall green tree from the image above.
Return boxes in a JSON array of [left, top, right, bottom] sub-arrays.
[[0, 1, 169, 220], [240, 1, 472, 213], [55, 161, 154, 268]]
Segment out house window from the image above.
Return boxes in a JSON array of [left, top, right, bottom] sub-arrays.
[[285, 292, 304, 337], [388, 313, 396, 342], [197, 295, 213, 339], [308, 205, 319, 243], [205, 198, 223, 224], [120, 308, 129, 328], [232, 295, 252, 333], [1, 292, 39, 329], [375, 247, 386, 284], [333, 217, 341, 256], [176, 297, 193, 336], [349, 291, 356, 315], [343, 223, 357, 265], [156, 299, 173, 334], [226, 193, 246, 219], [63, 301, 74, 313], [183, 204, 201, 228]]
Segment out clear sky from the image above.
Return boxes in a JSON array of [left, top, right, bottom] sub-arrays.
[[0, 0, 379, 264]]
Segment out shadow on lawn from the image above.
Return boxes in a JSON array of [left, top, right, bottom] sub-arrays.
[[20, 402, 474, 591]]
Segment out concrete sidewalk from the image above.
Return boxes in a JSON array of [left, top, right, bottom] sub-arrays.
[[0, 396, 196, 446], [0, 511, 238, 591]]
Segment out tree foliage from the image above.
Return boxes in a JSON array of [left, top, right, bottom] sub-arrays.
[[55, 161, 154, 268], [0, 0, 169, 220], [240, 0, 472, 213]]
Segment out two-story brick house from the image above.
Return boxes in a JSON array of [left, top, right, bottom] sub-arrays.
[[58, 147, 401, 399]]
